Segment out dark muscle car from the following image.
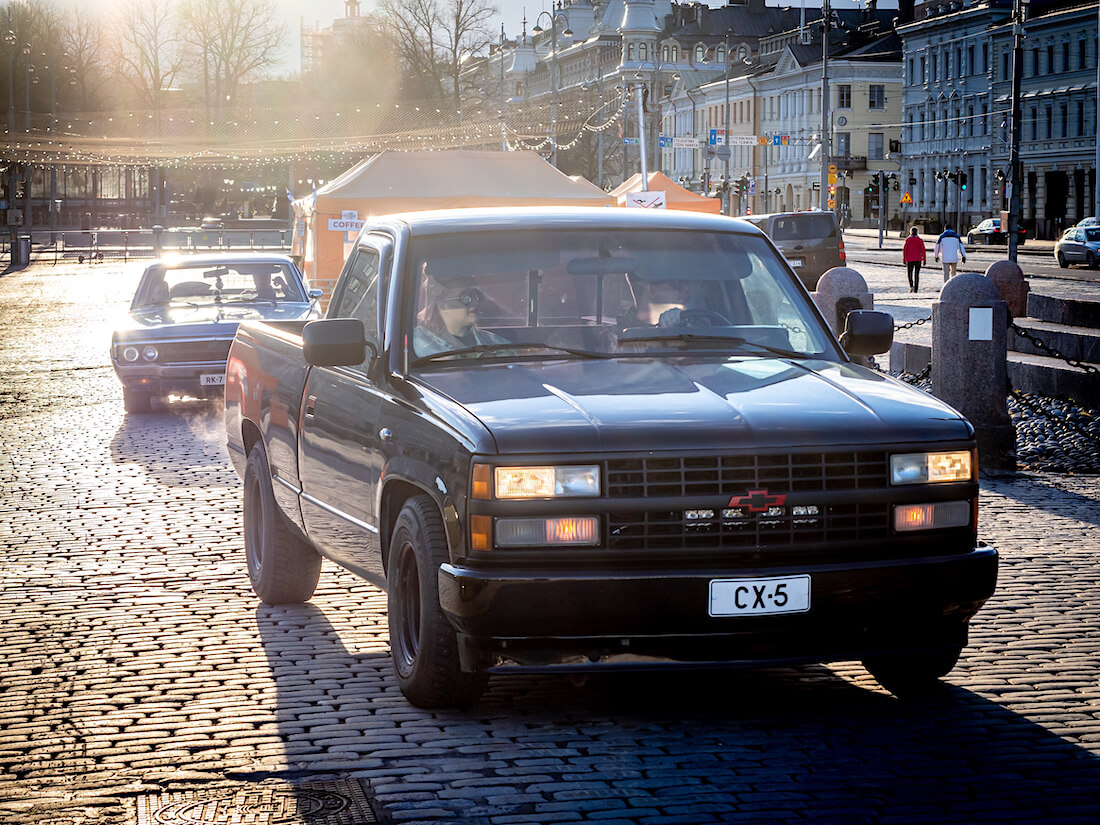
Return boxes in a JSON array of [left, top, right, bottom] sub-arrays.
[[112, 253, 320, 412], [223, 207, 997, 708]]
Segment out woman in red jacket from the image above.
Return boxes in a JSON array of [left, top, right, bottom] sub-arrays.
[[902, 227, 927, 293]]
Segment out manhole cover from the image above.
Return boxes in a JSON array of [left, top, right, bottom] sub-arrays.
[[134, 779, 377, 825]]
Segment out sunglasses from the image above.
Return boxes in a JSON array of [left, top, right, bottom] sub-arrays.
[[437, 288, 484, 309]]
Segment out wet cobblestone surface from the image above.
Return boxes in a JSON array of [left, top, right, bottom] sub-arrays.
[[2, 259, 1100, 824]]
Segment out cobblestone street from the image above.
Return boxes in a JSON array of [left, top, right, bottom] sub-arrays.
[[2, 259, 1100, 824]]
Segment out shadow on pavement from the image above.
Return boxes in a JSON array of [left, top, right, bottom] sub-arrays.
[[109, 401, 235, 487], [256, 600, 1100, 823]]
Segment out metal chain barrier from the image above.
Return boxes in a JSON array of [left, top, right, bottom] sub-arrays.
[[1010, 322, 1099, 374], [894, 315, 931, 332]]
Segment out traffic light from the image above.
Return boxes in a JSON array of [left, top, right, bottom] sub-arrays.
[[958, 171, 968, 190], [828, 184, 837, 197]]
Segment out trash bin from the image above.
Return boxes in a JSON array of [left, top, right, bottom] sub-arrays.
[[14, 235, 30, 265]]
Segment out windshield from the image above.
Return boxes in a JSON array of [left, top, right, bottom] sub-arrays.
[[133, 262, 306, 308], [407, 228, 834, 364]]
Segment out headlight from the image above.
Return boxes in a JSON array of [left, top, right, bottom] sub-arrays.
[[121, 346, 140, 362], [142, 346, 159, 361], [890, 451, 972, 484], [472, 464, 601, 499]]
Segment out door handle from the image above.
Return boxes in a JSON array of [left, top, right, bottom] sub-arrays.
[[305, 394, 317, 417], [379, 428, 393, 441]]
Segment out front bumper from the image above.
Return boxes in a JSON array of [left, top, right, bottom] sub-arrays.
[[439, 544, 998, 671], [113, 360, 227, 397]]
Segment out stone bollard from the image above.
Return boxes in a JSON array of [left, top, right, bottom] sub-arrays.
[[812, 266, 873, 336], [932, 272, 1016, 470], [985, 259, 1029, 320], [152, 225, 164, 258]]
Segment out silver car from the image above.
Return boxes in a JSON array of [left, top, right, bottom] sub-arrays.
[[1055, 225, 1100, 268]]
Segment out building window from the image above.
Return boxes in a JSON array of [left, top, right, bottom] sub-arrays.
[[1060, 103, 1068, 138], [868, 133, 884, 160], [1031, 48, 1039, 76], [920, 55, 926, 83], [982, 43, 989, 73], [639, 43, 648, 60], [1030, 106, 1037, 140], [836, 132, 850, 156], [869, 85, 885, 109], [627, 43, 634, 61], [838, 84, 851, 108], [1077, 101, 1085, 136], [1002, 51, 1009, 81], [967, 46, 975, 75], [671, 45, 678, 61], [1062, 42, 1069, 72], [931, 53, 938, 80], [981, 102, 988, 135], [1047, 44, 1054, 73], [661, 45, 668, 62], [695, 45, 705, 63], [967, 105, 974, 137], [908, 58, 914, 83], [1080, 39, 1087, 70], [1045, 105, 1053, 139]]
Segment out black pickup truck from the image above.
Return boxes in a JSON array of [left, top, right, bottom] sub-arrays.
[[224, 207, 997, 708]]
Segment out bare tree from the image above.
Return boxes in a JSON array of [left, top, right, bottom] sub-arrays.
[[180, 0, 285, 115], [379, 0, 497, 103], [107, 0, 184, 120], [59, 3, 109, 112]]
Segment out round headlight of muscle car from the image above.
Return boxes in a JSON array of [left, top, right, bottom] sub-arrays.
[[122, 346, 140, 362], [142, 346, 159, 361]]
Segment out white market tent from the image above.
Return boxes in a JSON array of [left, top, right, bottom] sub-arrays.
[[291, 150, 614, 294]]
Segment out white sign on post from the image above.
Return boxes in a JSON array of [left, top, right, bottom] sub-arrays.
[[625, 191, 667, 209], [968, 307, 994, 341]]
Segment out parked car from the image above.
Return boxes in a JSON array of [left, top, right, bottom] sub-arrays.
[[112, 253, 322, 413], [740, 211, 845, 289], [1055, 225, 1100, 268], [199, 217, 224, 230], [1073, 216, 1099, 228], [224, 206, 997, 708], [966, 218, 1026, 246]]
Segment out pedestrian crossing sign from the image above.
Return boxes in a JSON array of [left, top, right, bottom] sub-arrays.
[[900, 191, 914, 204]]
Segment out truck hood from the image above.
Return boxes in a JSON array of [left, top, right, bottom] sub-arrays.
[[416, 357, 971, 454]]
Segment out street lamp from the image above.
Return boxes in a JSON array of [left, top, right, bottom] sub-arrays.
[[532, 8, 573, 168], [635, 61, 680, 176]]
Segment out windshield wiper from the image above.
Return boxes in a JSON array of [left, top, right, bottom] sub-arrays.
[[412, 341, 611, 366], [616, 331, 809, 360]]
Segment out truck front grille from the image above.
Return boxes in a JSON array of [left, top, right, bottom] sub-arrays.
[[607, 503, 891, 551], [606, 451, 888, 498]]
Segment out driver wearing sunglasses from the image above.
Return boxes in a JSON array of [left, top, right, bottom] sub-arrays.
[[414, 275, 509, 357]]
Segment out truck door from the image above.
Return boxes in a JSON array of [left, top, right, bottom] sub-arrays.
[[297, 239, 390, 585]]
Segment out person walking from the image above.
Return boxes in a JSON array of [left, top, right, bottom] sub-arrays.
[[934, 228, 966, 282], [902, 227, 927, 293]]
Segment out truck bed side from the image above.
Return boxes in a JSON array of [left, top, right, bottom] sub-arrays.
[[225, 319, 313, 533]]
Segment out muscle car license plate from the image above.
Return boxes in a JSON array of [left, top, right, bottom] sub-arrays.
[[709, 575, 810, 616], [788, 259, 803, 267], [200, 373, 225, 386]]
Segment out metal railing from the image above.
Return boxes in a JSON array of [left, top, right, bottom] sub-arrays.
[[3, 227, 293, 266]]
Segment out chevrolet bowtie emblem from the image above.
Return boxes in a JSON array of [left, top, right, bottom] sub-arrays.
[[728, 489, 786, 512]]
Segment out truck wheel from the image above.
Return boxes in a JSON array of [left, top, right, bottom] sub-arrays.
[[388, 495, 487, 708], [123, 388, 153, 414], [243, 441, 321, 604], [862, 645, 962, 698]]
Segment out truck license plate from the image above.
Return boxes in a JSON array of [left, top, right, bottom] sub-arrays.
[[200, 373, 225, 386], [709, 575, 810, 616]]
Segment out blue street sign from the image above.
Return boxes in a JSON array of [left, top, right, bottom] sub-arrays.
[[748, 180, 757, 195], [622, 137, 640, 145], [659, 136, 672, 148], [0, 200, 7, 210]]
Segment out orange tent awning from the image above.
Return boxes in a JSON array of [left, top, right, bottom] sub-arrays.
[[611, 172, 722, 214]]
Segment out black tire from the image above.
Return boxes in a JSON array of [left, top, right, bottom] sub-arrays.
[[862, 645, 962, 698], [1057, 252, 1069, 268], [388, 495, 488, 708], [123, 388, 153, 414], [1087, 252, 1097, 269], [243, 441, 321, 604]]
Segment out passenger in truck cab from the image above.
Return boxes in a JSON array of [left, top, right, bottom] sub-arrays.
[[620, 276, 719, 328], [413, 272, 509, 356]]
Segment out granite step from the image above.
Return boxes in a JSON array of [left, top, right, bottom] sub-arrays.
[[1007, 351, 1100, 406], [1026, 292, 1100, 328], [1008, 318, 1100, 364]]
